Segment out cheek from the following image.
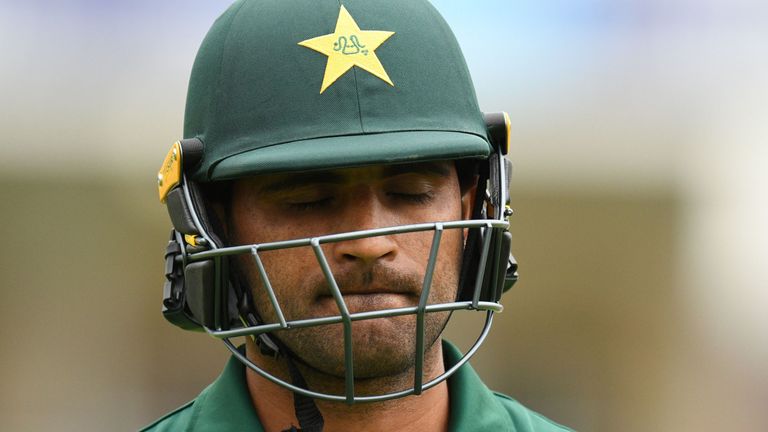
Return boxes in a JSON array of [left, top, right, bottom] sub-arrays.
[[435, 229, 464, 288], [441, 186, 466, 221], [394, 228, 463, 296], [240, 246, 325, 321]]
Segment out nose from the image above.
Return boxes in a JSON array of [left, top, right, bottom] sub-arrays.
[[334, 231, 398, 266], [330, 191, 398, 266]]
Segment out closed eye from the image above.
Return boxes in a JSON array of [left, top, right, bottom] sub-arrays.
[[287, 197, 334, 211], [388, 192, 434, 205]]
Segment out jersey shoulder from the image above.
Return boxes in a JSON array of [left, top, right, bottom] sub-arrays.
[[492, 392, 574, 432], [139, 399, 195, 432]]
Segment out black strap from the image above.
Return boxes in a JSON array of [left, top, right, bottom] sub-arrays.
[[281, 355, 324, 432], [226, 225, 324, 432], [457, 166, 490, 301]]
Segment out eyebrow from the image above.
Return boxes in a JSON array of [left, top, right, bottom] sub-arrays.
[[256, 172, 346, 195], [256, 161, 452, 195]]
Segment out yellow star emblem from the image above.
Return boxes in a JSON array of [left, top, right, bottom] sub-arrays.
[[298, 5, 395, 94]]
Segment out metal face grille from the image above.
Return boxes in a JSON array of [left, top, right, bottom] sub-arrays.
[[192, 219, 507, 403]]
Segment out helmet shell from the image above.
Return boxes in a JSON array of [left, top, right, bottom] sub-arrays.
[[183, 0, 490, 181]]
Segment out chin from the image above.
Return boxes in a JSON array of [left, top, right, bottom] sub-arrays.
[[285, 311, 448, 381], [350, 317, 420, 377]]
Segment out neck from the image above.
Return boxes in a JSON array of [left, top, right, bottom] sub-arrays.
[[244, 338, 450, 432]]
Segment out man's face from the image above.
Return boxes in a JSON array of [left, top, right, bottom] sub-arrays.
[[226, 161, 474, 380]]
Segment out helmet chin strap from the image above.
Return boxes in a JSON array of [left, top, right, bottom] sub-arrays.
[[235, 265, 325, 432], [281, 347, 325, 432]]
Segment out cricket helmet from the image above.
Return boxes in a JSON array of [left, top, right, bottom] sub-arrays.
[[157, 0, 517, 406]]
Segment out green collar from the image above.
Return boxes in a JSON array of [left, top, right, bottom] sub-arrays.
[[189, 349, 263, 431], [443, 341, 515, 431], [163, 340, 517, 431]]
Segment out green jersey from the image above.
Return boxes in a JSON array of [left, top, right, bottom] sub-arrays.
[[143, 341, 571, 432]]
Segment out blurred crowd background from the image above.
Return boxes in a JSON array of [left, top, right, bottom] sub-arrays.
[[1, 0, 766, 430]]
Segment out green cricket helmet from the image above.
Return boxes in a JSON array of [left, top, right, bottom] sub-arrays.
[[157, 0, 517, 408]]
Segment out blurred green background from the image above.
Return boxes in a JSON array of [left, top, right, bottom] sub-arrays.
[[1, 1, 766, 430]]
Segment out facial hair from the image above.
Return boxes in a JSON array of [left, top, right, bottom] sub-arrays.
[[248, 258, 456, 382]]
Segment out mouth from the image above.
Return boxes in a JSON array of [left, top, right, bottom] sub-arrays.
[[317, 292, 419, 314]]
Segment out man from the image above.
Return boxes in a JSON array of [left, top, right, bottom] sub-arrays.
[[146, 0, 571, 431]]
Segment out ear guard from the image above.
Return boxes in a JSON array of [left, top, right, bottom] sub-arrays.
[[158, 112, 518, 333], [458, 112, 518, 302], [159, 138, 239, 332]]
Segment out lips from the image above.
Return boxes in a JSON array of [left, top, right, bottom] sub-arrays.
[[334, 283, 415, 296], [319, 292, 418, 314], [308, 265, 425, 314]]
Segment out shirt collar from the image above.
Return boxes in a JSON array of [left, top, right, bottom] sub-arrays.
[[188, 350, 263, 432], [444, 341, 515, 431], [189, 340, 511, 431]]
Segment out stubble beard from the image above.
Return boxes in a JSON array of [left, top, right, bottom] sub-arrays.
[[239, 245, 461, 394]]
